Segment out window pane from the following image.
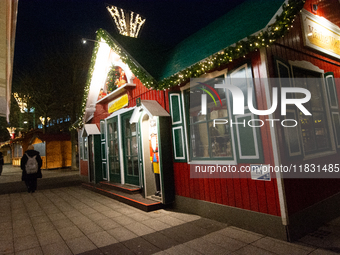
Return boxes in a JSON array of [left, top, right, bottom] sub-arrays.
[[113, 122, 117, 139], [127, 138, 131, 156], [127, 158, 133, 175], [131, 123, 136, 135], [188, 75, 232, 160], [191, 123, 209, 158], [131, 136, 138, 156], [209, 121, 231, 157], [108, 123, 113, 139], [114, 161, 120, 174], [313, 113, 330, 150], [300, 116, 317, 153], [293, 68, 331, 155], [133, 158, 139, 176], [125, 119, 130, 135], [308, 78, 324, 111]]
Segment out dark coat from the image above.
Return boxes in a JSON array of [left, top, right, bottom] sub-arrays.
[[0, 152, 4, 165], [21, 150, 43, 181]]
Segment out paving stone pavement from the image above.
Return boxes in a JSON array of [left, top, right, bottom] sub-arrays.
[[0, 164, 84, 194], [0, 186, 339, 255]]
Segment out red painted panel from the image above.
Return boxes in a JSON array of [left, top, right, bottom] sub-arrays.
[[199, 176, 205, 201], [226, 177, 235, 207], [256, 181, 268, 214], [304, 0, 340, 27], [248, 179, 259, 212], [80, 160, 88, 176], [214, 178, 223, 205], [193, 178, 200, 200], [209, 179, 216, 203], [203, 178, 211, 202], [264, 180, 278, 216], [233, 178, 243, 209], [220, 178, 228, 205]]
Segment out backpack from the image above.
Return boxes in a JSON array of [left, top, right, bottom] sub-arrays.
[[25, 153, 39, 174]]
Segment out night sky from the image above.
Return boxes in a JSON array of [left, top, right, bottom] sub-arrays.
[[13, 0, 247, 74]]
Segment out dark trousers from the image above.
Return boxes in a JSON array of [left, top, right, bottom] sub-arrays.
[[25, 177, 37, 192], [155, 173, 160, 192], [0, 165, 2, 175]]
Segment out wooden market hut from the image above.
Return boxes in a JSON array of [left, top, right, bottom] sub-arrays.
[[0, 141, 12, 164], [11, 130, 71, 169], [79, 0, 340, 241]]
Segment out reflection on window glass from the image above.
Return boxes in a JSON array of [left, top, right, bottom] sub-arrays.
[[293, 68, 331, 155], [188, 75, 232, 160], [83, 137, 88, 160]]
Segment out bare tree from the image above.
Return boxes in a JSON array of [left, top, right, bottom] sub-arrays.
[[12, 32, 92, 169]]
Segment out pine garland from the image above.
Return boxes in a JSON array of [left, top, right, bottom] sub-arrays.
[[73, 0, 305, 129]]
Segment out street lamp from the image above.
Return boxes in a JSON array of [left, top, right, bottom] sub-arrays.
[[81, 38, 103, 44]]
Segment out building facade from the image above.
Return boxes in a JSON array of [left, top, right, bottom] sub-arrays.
[[79, 0, 340, 241], [0, 0, 18, 122]]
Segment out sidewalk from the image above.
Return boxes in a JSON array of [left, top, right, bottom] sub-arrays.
[[0, 185, 339, 255], [0, 164, 84, 194], [1, 165, 339, 255]]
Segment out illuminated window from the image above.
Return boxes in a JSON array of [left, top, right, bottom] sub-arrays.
[[186, 75, 232, 160], [293, 67, 331, 154]]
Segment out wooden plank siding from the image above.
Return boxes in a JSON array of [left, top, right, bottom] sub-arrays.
[[265, 0, 340, 215], [172, 51, 281, 217]]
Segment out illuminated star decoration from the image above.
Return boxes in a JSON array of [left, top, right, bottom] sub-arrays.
[[106, 5, 146, 38]]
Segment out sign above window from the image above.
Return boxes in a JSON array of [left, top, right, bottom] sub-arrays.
[[301, 9, 340, 59]]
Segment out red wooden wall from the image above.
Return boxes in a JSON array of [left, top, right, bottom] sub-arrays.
[[266, 0, 340, 215], [91, 77, 169, 125], [80, 160, 88, 176], [128, 78, 169, 110], [172, 51, 282, 217]]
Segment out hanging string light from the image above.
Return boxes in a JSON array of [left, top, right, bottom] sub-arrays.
[[72, 0, 305, 130]]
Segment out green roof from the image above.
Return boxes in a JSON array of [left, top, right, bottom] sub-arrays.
[[160, 0, 284, 80]]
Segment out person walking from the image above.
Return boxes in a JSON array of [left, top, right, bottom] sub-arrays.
[[0, 152, 4, 176], [21, 145, 42, 193]]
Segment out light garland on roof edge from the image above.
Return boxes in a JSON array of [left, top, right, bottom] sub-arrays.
[[72, 0, 305, 130]]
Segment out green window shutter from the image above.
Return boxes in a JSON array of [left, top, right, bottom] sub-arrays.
[[169, 92, 187, 162], [100, 120, 106, 161], [229, 63, 264, 163], [325, 72, 340, 149], [274, 57, 303, 158]]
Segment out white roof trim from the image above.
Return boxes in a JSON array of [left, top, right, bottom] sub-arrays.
[[130, 100, 169, 123], [82, 124, 100, 137]]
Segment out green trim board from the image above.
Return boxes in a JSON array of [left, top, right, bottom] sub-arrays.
[[158, 116, 175, 204], [169, 94, 182, 125], [172, 126, 185, 160], [325, 72, 340, 149], [169, 92, 187, 162], [100, 120, 107, 180], [93, 135, 103, 184], [227, 62, 264, 163], [325, 72, 338, 109]]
